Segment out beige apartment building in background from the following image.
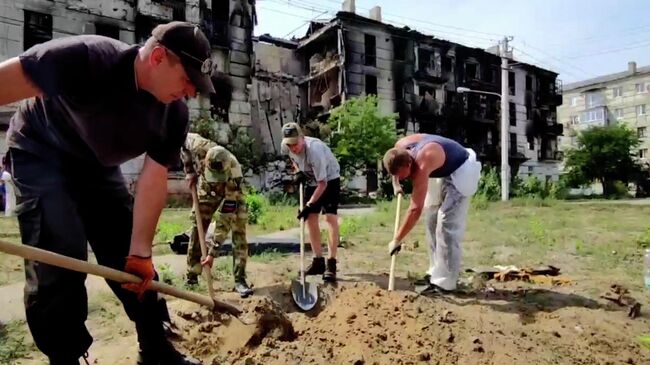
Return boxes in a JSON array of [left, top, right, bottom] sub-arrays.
[[559, 61, 650, 160]]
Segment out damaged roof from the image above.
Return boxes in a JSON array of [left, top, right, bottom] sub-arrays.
[[287, 11, 557, 77]]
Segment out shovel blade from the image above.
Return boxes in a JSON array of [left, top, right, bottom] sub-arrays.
[[290, 279, 318, 311]]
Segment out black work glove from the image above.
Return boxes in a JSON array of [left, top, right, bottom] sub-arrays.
[[294, 171, 308, 186], [297, 203, 317, 220]]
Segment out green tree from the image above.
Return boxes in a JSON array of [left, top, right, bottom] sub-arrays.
[[563, 125, 642, 197], [190, 114, 266, 174], [328, 95, 399, 176]]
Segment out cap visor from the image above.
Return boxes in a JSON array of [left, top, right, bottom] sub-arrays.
[[186, 66, 216, 94], [283, 137, 300, 145]]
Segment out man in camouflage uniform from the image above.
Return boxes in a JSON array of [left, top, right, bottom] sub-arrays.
[[181, 133, 253, 298]]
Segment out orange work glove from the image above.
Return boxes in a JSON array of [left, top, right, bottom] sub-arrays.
[[122, 255, 155, 300]]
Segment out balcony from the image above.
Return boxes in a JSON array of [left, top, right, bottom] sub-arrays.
[[414, 69, 446, 84], [539, 149, 564, 161], [536, 79, 563, 106], [545, 123, 563, 136]]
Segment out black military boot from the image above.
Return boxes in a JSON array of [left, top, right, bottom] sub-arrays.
[[137, 342, 201, 365], [185, 273, 198, 286], [234, 279, 254, 298], [304, 257, 326, 276], [323, 258, 337, 282]]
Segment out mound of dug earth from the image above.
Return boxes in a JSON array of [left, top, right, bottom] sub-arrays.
[[169, 282, 649, 365]]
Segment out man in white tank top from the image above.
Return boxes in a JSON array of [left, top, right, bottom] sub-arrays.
[[383, 134, 481, 292]]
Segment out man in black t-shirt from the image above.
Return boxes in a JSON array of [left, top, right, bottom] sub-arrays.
[[0, 22, 215, 365]]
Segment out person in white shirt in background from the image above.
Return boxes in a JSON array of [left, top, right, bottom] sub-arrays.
[[1, 157, 15, 217]]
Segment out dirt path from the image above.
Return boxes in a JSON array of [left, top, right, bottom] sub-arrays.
[[0, 206, 376, 323], [14, 275, 650, 365], [8, 204, 650, 365]]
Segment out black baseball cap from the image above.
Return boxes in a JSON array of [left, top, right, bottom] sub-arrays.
[[152, 21, 216, 94]]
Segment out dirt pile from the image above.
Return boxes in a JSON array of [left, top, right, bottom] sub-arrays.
[[169, 282, 650, 365]]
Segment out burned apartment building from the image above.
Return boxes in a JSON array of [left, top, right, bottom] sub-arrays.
[[0, 0, 257, 196], [250, 1, 564, 184]]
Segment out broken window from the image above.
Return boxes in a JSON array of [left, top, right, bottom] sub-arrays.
[[365, 74, 377, 95], [135, 14, 162, 44], [442, 56, 453, 73], [485, 97, 497, 120], [509, 102, 516, 126], [364, 34, 376, 66], [213, 0, 229, 22], [418, 48, 434, 74], [483, 65, 496, 83], [418, 85, 437, 115], [394, 36, 407, 61], [509, 71, 516, 96], [526, 75, 533, 91], [394, 78, 405, 100], [445, 90, 456, 105], [204, 0, 229, 44], [171, 3, 186, 21], [23, 10, 52, 50], [96, 23, 120, 40], [465, 62, 478, 81]]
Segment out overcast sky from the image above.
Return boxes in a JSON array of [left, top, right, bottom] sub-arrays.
[[254, 0, 650, 84]]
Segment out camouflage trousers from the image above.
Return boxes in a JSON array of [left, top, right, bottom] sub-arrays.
[[186, 197, 249, 282]]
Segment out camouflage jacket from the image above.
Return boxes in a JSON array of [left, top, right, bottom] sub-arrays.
[[181, 133, 245, 203]]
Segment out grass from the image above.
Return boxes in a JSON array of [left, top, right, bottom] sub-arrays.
[[154, 205, 297, 245], [0, 320, 36, 364], [0, 217, 24, 286], [249, 205, 299, 236], [333, 198, 650, 299], [2, 198, 649, 300], [249, 249, 289, 263]]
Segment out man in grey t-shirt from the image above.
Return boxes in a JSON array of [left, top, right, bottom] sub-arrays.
[[281, 123, 341, 282], [0, 22, 212, 365]]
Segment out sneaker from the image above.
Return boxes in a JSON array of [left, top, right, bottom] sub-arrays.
[[304, 257, 325, 276], [323, 258, 337, 282], [234, 280, 254, 298]]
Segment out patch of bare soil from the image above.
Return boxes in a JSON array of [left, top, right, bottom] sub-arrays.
[[168, 282, 650, 365]]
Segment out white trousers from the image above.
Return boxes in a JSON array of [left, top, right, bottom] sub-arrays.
[[423, 149, 481, 290]]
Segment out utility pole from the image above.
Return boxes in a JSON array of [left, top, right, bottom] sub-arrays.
[[500, 37, 511, 201]]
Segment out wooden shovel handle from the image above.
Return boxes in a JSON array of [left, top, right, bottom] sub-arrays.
[[191, 185, 216, 300], [388, 193, 402, 291], [0, 239, 241, 316]]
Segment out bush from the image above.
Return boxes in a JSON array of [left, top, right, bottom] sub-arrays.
[[267, 191, 298, 206], [227, 127, 267, 174], [245, 190, 268, 224], [608, 181, 630, 199], [515, 175, 547, 199], [476, 166, 501, 201], [190, 114, 221, 142], [548, 178, 569, 200]]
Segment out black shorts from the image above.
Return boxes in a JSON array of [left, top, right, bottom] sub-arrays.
[[305, 178, 340, 215]]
